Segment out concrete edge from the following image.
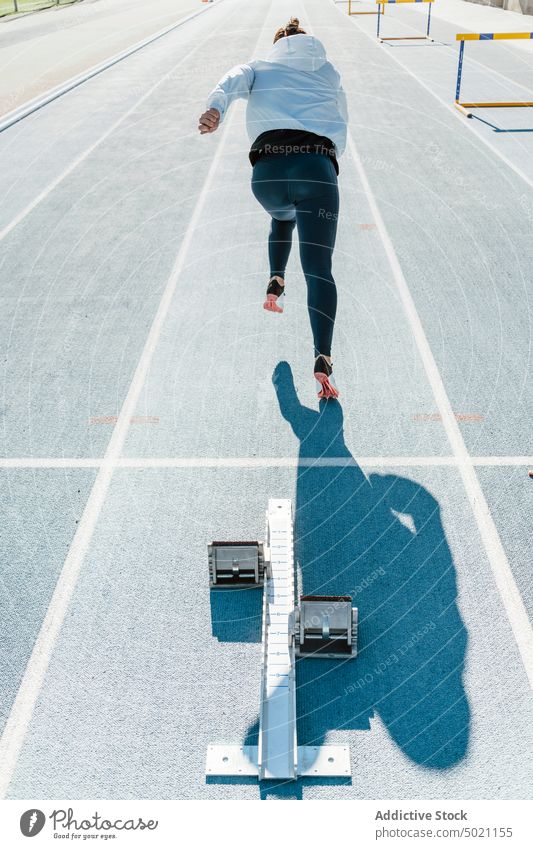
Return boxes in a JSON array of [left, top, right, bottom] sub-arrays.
[[0, 0, 221, 133]]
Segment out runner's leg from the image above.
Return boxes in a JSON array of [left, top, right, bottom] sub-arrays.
[[290, 155, 339, 357], [269, 217, 296, 279]]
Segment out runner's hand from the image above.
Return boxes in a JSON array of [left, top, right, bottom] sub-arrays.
[[198, 108, 220, 134]]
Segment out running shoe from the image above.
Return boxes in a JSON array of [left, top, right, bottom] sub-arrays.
[[263, 276, 285, 313], [314, 354, 339, 399]]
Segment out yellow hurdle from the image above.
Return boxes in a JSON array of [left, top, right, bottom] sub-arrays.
[[376, 0, 435, 42], [455, 32, 533, 114], [348, 0, 383, 16], [456, 32, 533, 41]]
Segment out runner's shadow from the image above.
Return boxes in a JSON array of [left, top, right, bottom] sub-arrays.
[[210, 361, 470, 795], [210, 587, 262, 643], [273, 360, 470, 776], [467, 113, 533, 133]]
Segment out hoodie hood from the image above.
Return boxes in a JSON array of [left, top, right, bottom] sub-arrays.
[[266, 34, 327, 72]]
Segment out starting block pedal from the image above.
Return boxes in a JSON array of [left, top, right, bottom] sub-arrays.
[[207, 501, 357, 781], [208, 540, 268, 588], [294, 595, 358, 659]]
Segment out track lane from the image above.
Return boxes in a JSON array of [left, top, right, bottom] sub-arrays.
[[0, 0, 531, 801]]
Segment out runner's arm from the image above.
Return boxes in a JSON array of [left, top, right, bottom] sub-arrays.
[[206, 63, 255, 122]]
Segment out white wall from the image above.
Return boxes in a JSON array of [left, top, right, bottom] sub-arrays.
[[465, 0, 533, 14]]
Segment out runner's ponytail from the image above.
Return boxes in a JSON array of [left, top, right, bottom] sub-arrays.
[[273, 17, 306, 43]]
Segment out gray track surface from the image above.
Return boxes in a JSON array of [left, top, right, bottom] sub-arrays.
[[0, 0, 532, 799]]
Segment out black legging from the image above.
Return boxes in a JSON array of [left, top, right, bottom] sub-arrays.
[[251, 152, 339, 358]]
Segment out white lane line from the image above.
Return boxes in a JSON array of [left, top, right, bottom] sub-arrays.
[[317, 0, 533, 685], [331, 0, 533, 192], [472, 457, 533, 466], [0, 1, 232, 243], [344, 128, 533, 688], [0, 0, 225, 134], [0, 458, 103, 468], [0, 57, 233, 802], [0, 1, 275, 799], [1, 456, 533, 468]]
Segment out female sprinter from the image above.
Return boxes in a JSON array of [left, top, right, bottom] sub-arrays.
[[198, 17, 347, 398]]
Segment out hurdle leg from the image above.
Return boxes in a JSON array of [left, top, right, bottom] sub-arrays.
[[454, 102, 472, 118], [455, 39, 465, 104], [427, 2, 432, 38], [377, 2, 381, 38]]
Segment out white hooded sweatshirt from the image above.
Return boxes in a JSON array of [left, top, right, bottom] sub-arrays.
[[206, 34, 348, 157]]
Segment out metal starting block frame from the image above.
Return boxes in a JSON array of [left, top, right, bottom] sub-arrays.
[[206, 499, 357, 781]]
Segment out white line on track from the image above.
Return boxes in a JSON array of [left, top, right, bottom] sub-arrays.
[[331, 0, 533, 192], [0, 1, 231, 243], [315, 0, 533, 687], [344, 122, 533, 689], [0, 456, 533, 468], [0, 0, 275, 799]]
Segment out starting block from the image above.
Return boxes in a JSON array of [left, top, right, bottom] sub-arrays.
[[455, 32, 533, 116], [206, 499, 357, 781], [377, 0, 434, 43]]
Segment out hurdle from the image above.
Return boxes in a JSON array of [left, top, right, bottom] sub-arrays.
[[206, 499, 357, 781], [377, 0, 434, 43], [348, 0, 383, 15], [455, 32, 533, 116]]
